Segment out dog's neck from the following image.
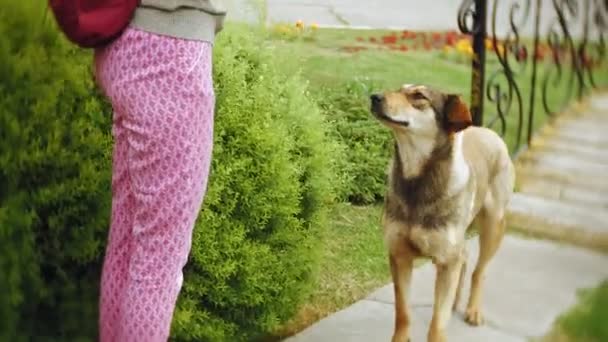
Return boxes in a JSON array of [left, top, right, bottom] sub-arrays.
[[392, 132, 437, 179], [392, 131, 470, 203]]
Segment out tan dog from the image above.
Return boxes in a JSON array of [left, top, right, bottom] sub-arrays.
[[370, 84, 515, 342]]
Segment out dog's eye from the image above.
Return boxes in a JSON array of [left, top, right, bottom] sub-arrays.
[[411, 91, 427, 101]]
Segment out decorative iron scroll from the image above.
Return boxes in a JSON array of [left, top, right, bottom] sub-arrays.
[[459, 0, 607, 154]]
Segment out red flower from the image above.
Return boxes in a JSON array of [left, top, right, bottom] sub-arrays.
[[432, 32, 442, 42], [382, 35, 398, 44], [369, 37, 377, 43], [401, 31, 416, 40], [446, 36, 456, 46], [516, 46, 528, 62], [581, 52, 593, 68], [534, 47, 546, 61], [399, 44, 409, 52]]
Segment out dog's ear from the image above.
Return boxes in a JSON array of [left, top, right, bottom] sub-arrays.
[[443, 94, 472, 133]]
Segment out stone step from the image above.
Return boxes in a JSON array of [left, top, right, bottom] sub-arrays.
[[553, 117, 608, 137], [529, 137, 608, 166], [535, 103, 608, 149], [550, 129, 608, 149], [518, 176, 608, 209], [286, 236, 608, 342], [507, 193, 608, 251], [516, 159, 608, 193], [589, 95, 608, 111], [518, 148, 608, 175]]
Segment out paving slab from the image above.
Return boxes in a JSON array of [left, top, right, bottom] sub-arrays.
[[286, 236, 608, 341]]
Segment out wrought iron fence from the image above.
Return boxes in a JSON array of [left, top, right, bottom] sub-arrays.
[[458, 0, 608, 154]]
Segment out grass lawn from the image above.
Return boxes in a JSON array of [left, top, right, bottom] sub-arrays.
[[538, 281, 608, 342], [269, 27, 608, 154], [270, 203, 388, 339], [261, 26, 608, 338]]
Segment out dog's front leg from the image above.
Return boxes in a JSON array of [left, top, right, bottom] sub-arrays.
[[389, 251, 414, 342], [428, 257, 464, 342]]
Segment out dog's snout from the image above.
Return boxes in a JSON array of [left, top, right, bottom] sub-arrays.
[[370, 94, 384, 105]]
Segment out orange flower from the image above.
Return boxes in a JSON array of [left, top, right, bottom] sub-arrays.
[[455, 38, 471, 53], [485, 38, 493, 50], [495, 43, 505, 55], [295, 20, 304, 29]]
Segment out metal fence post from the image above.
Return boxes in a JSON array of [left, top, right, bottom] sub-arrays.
[[470, 0, 487, 126]]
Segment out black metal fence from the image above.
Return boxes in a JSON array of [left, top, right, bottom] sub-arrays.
[[458, 0, 608, 154]]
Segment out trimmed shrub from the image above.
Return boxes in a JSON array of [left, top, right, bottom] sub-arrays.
[[314, 80, 393, 204], [171, 25, 341, 341], [1, 3, 339, 341], [0, 2, 112, 341]]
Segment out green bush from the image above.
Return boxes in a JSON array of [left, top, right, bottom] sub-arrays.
[[314, 80, 393, 204], [0, 2, 112, 341], [1, 3, 340, 340], [171, 25, 340, 341]]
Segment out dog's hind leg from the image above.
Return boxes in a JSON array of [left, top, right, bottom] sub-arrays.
[[452, 248, 467, 312], [464, 210, 506, 326]]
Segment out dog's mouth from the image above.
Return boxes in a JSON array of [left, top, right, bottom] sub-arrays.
[[373, 111, 410, 127], [370, 94, 410, 127]]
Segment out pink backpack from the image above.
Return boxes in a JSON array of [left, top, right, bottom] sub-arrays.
[[48, 0, 139, 48]]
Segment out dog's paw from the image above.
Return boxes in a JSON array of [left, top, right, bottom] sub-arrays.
[[390, 335, 410, 342], [391, 331, 410, 342], [464, 307, 484, 326]]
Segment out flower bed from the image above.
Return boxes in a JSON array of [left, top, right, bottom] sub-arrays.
[[341, 29, 600, 68]]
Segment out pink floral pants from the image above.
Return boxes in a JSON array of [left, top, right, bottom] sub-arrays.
[[94, 28, 215, 342]]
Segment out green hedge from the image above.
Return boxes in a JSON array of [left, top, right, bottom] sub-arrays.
[[0, 2, 112, 340], [0, 3, 340, 340], [315, 81, 393, 204], [171, 26, 341, 341]]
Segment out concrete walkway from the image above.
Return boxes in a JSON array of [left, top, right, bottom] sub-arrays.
[[286, 96, 608, 342]]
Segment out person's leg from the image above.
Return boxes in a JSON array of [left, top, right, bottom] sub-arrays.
[[104, 29, 214, 342], [98, 112, 135, 342], [96, 40, 137, 342]]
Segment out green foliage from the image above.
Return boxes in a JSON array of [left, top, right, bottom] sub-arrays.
[[559, 280, 608, 341], [314, 80, 393, 204], [0, 1, 112, 341], [171, 25, 339, 341]]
